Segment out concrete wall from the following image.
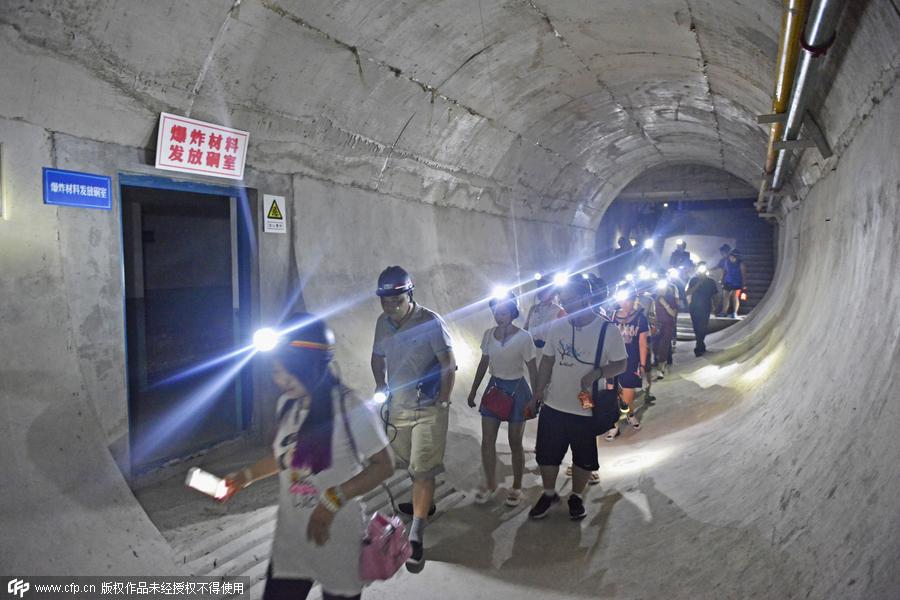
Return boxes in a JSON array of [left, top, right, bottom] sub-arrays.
[[0, 0, 898, 592]]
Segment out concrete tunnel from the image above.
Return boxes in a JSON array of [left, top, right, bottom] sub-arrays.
[[0, 0, 898, 598]]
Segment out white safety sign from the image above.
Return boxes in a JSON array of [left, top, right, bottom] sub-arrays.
[[155, 112, 249, 180], [264, 194, 287, 234]]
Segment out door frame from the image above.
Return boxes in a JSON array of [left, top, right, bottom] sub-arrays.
[[118, 173, 259, 472]]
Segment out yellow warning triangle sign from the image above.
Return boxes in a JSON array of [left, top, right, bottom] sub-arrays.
[[267, 199, 283, 220]]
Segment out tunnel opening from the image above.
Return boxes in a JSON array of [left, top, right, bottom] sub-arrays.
[[595, 164, 777, 322]]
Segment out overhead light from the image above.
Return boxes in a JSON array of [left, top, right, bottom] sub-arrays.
[[252, 328, 280, 352]]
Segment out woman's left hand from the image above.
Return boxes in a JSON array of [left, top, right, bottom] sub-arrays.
[[307, 503, 336, 546]]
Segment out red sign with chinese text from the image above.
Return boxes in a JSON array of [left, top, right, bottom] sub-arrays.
[[154, 113, 249, 180]]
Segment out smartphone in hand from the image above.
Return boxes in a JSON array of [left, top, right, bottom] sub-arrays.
[[185, 467, 229, 499]]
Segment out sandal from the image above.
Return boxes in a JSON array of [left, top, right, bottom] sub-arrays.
[[473, 486, 496, 504], [505, 488, 523, 507], [588, 471, 600, 485], [565, 465, 573, 477], [604, 425, 619, 442]]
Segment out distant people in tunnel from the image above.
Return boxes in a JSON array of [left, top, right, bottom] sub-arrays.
[[608, 285, 650, 439], [668, 239, 692, 305], [687, 262, 718, 356], [528, 277, 627, 521], [718, 249, 748, 318], [652, 276, 679, 379], [220, 314, 394, 600], [587, 274, 609, 317], [524, 278, 565, 349], [609, 236, 635, 281], [466, 290, 538, 508], [370, 266, 456, 573]]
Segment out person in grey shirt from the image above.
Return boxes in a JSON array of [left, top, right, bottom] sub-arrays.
[[370, 266, 455, 573]]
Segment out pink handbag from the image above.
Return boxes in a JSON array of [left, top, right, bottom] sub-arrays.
[[360, 512, 413, 581], [337, 391, 412, 581]]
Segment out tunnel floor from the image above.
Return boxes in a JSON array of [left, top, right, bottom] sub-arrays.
[[135, 334, 791, 600]]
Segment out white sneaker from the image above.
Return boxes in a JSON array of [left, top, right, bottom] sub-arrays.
[[627, 414, 641, 430], [604, 425, 619, 442]]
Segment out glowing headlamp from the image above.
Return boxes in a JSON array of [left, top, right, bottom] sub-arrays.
[[491, 285, 510, 300], [656, 279, 669, 291], [676, 238, 684, 246], [372, 391, 388, 404], [625, 273, 635, 282], [639, 270, 653, 281], [552, 272, 569, 286], [614, 289, 629, 303], [252, 328, 280, 352], [637, 264, 647, 272], [643, 238, 654, 249], [534, 272, 543, 281], [698, 264, 709, 275], [667, 268, 679, 278]]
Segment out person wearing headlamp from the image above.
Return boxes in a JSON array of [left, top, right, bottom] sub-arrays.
[[686, 262, 718, 356], [467, 290, 538, 507], [527, 277, 627, 521], [370, 266, 455, 573], [607, 285, 650, 440], [220, 314, 394, 600]]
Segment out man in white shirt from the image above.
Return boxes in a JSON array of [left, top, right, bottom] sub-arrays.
[[528, 277, 628, 520]]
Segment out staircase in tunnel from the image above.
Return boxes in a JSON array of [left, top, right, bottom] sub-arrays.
[[732, 208, 777, 314]]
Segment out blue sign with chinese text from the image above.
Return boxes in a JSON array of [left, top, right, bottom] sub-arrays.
[[43, 168, 112, 210]]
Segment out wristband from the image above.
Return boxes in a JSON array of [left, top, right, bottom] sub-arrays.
[[320, 488, 342, 513], [334, 485, 347, 506]]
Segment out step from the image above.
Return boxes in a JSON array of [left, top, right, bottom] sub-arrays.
[[207, 536, 271, 578], [175, 506, 278, 564], [185, 519, 277, 575]]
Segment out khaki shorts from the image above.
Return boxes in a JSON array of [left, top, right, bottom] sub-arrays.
[[388, 404, 449, 480]]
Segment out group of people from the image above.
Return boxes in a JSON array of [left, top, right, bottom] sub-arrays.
[[217, 264, 687, 599]]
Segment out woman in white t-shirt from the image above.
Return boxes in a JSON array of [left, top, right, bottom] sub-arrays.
[[467, 291, 538, 507], [221, 314, 394, 600], [525, 281, 566, 348]]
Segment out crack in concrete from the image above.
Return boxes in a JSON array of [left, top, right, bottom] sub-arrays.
[[0, 19, 167, 118], [376, 112, 416, 189], [525, 0, 666, 163], [257, 0, 610, 192], [186, 0, 243, 117], [684, 0, 728, 172], [435, 43, 497, 90]]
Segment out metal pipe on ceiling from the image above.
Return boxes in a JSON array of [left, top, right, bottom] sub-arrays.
[[771, 0, 846, 191], [757, 0, 808, 213]]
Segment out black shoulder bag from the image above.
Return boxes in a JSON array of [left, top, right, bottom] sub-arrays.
[[590, 321, 620, 435]]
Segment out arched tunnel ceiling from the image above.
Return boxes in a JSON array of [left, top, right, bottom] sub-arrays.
[[3, 0, 780, 224]]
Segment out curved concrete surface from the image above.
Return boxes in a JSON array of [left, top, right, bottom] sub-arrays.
[[1, 0, 898, 597]]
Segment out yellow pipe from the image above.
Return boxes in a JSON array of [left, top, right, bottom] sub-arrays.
[[763, 0, 808, 187]]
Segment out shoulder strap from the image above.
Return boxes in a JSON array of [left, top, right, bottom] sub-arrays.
[[593, 321, 617, 395], [337, 388, 361, 467], [594, 321, 609, 369], [337, 387, 400, 515]]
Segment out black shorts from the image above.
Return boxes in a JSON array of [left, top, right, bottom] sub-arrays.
[[535, 405, 600, 471]]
